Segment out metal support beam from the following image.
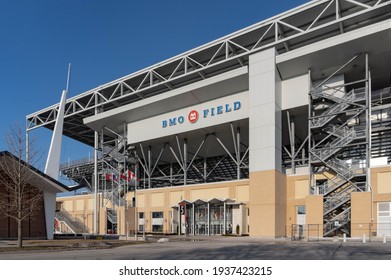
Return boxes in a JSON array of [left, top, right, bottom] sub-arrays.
[[186, 135, 208, 172], [366, 53, 372, 192], [207, 202, 210, 236], [223, 201, 227, 234], [93, 130, 98, 234], [236, 127, 241, 179], [215, 128, 243, 180], [287, 111, 296, 173], [148, 146, 152, 188], [183, 139, 187, 186]]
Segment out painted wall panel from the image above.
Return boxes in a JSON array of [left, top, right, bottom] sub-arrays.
[[169, 191, 183, 206], [236, 185, 250, 202], [281, 74, 309, 110], [128, 92, 249, 144], [190, 187, 229, 200], [295, 180, 308, 199], [137, 194, 145, 208], [378, 172, 391, 194], [151, 193, 164, 207]]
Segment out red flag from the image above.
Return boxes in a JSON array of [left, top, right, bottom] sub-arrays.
[[127, 170, 138, 181]]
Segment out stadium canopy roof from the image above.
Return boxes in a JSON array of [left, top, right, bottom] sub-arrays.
[[26, 0, 391, 147]]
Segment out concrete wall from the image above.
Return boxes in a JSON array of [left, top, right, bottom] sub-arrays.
[[351, 192, 372, 238], [249, 170, 286, 237], [135, 180, 250, 234], [286, 175, 307, 233], [281, 73, 309, 110], [249, 48, 282, 173], [305, 195, 324, 238], [58, 180, 250, 235], [247, 48, 286, 237], [128, 91, 249, 144]]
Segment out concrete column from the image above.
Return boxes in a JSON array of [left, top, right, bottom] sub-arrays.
[[306, 195, 324, 239], [249, 48, 282, 172], [43, 191, 56, 240], [248, 48, 286, 237], [351, 192, 372, 238]]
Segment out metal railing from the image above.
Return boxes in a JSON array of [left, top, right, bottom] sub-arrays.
[[107, 209, 117, 225], [324, 208, 351, 236], [289, 224, 320, 242], [55, 210, 87, 234], [311, 128, 357, 162], [288, 223, 391, 241], [323, 185, 354, 215], [103, 190, 128, 207], [311, 88, 366, 128]]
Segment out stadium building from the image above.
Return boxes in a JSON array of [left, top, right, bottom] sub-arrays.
[[27, 0, 391, 238]]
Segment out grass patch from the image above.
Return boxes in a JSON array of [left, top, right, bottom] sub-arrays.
[[0, 240, 146, 254]]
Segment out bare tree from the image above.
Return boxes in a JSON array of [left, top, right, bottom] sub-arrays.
[[0, 124, 43, 248]]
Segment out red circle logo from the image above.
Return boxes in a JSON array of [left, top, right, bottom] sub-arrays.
[[188, 110, 199, 123]]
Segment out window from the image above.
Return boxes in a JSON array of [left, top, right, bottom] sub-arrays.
[[139, 212, 144, 219], [152, 212, 163, 219], [377, 202, 391, 236], [379, 202, 390, 213], [152, 225, 163, 232], [297, 205, 306, 215]]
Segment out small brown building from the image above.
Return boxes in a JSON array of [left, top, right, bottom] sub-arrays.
[[0, 151, 68, 239]]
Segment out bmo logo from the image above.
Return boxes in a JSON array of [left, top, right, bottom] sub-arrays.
[[188, 110, 199, 123]]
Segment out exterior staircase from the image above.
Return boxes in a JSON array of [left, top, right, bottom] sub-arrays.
[[309, 80, 368, 237]]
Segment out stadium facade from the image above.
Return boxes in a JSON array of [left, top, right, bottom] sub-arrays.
[[28, 0, 391, 238]]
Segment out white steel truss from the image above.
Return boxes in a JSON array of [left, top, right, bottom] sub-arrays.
[[27, 0, 391, 143]]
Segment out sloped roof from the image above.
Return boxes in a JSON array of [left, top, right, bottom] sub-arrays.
[[0, 151, 69, 193]]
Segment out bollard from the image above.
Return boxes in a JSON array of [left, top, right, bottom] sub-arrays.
[[383, 234, 387, 244], [363, 233, 366, 243], [343, 233, 346, 243]]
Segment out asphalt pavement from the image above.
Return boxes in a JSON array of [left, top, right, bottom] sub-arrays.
[[1, 235, 391, 260]]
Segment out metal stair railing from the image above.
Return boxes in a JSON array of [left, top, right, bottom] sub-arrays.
[[325, 125, 350, 138], [323, 184, 355, 215], [55, 218, 75, 234], [107, 209, 117, 225], [325, 206, 351, 225], [318, 159, 357, 195], [102, 146, 126, 163], [311, 128, 356, 162], [112, 190, 127, 207], [55, 210, 87, 233], [319, 172, 352, 195], [311, 88, 365, 128], [311, 102, 351, 128], [324, 207, 351, 236], [313, 87, 365, 104], [103, 190, 127, 207]]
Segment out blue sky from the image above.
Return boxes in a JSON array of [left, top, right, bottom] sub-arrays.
[[0, 0, 308, 172]]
